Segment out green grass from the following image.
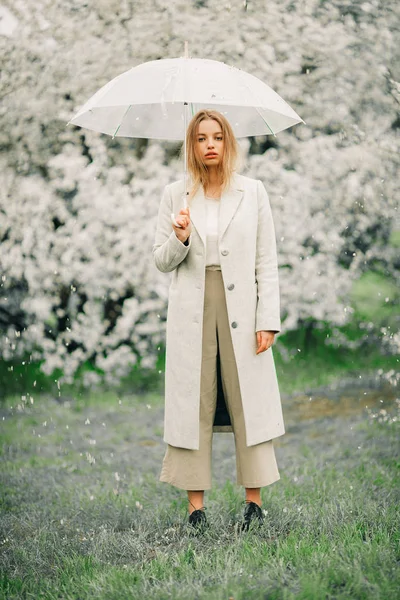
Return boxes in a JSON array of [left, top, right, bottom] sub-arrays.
[[0, 356, 166, 401], [1, 391, 399, 599], [272, 314, 399, 395]]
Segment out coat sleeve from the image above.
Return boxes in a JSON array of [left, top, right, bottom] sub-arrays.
[[152, 184, 192, 273], [255, 179, 281, 333]]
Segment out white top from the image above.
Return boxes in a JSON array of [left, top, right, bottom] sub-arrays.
[[204, 195, 221, 267]]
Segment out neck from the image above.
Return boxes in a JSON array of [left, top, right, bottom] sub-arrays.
[[207, 166, 222, 186]]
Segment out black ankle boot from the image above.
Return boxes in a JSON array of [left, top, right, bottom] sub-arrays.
[[188, 508, 207, 530], [242, 501, 263, 531]]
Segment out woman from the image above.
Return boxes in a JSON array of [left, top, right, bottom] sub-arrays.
[[153, 109, 285, 531]]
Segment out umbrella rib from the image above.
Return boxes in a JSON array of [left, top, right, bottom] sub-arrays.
[[254, 106, 277, 137], [238, 70, 276, 136], [112, 104, 133, 139]]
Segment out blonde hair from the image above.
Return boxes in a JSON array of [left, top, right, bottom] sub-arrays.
[[179, 109, 242, 203]]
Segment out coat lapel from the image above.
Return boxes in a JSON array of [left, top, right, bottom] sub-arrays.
[[189, 173, 244, 248], [219, 178, 244, 243]]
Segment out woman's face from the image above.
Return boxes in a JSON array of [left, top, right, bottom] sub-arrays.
[[196, 119, 224, 166]]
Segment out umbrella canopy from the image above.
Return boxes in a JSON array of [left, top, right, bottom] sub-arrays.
[[67, 56, 305, 140]]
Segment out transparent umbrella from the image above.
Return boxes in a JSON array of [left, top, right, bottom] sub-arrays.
[[67, 41, 305, 225]]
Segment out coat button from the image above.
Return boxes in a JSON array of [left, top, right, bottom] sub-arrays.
[[231, 321, 238, 328], [221, 249, 229, 256], [227, 283, 235, 290]]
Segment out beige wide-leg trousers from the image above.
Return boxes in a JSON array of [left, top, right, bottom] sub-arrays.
[[159, 267, 280, 491]]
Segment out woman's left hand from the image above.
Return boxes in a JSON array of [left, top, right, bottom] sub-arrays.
[[256, 330, 275, 354]]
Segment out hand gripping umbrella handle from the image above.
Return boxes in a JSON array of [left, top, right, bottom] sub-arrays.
[[170, 191, 187, 228], [171, 213, 183, 228]]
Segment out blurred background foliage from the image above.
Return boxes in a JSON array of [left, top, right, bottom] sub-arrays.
[[0, 0, 399, 400]]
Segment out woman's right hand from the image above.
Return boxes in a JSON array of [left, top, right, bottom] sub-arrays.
[[172, 207, 192, 243]]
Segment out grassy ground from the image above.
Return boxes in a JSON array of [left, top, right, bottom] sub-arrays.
[[0, 269, 398, 598], [1, 380, 399, 599]]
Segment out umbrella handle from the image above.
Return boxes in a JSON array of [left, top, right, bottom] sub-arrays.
[[171, 213, 183, 228]]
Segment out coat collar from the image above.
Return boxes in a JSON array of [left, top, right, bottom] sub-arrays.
[[188, 172, 244, 247]]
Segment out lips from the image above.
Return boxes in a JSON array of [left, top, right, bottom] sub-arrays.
[[205, 153, 218, 157]]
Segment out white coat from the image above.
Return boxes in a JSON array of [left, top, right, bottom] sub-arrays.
[[153, 171, 285, 450]]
